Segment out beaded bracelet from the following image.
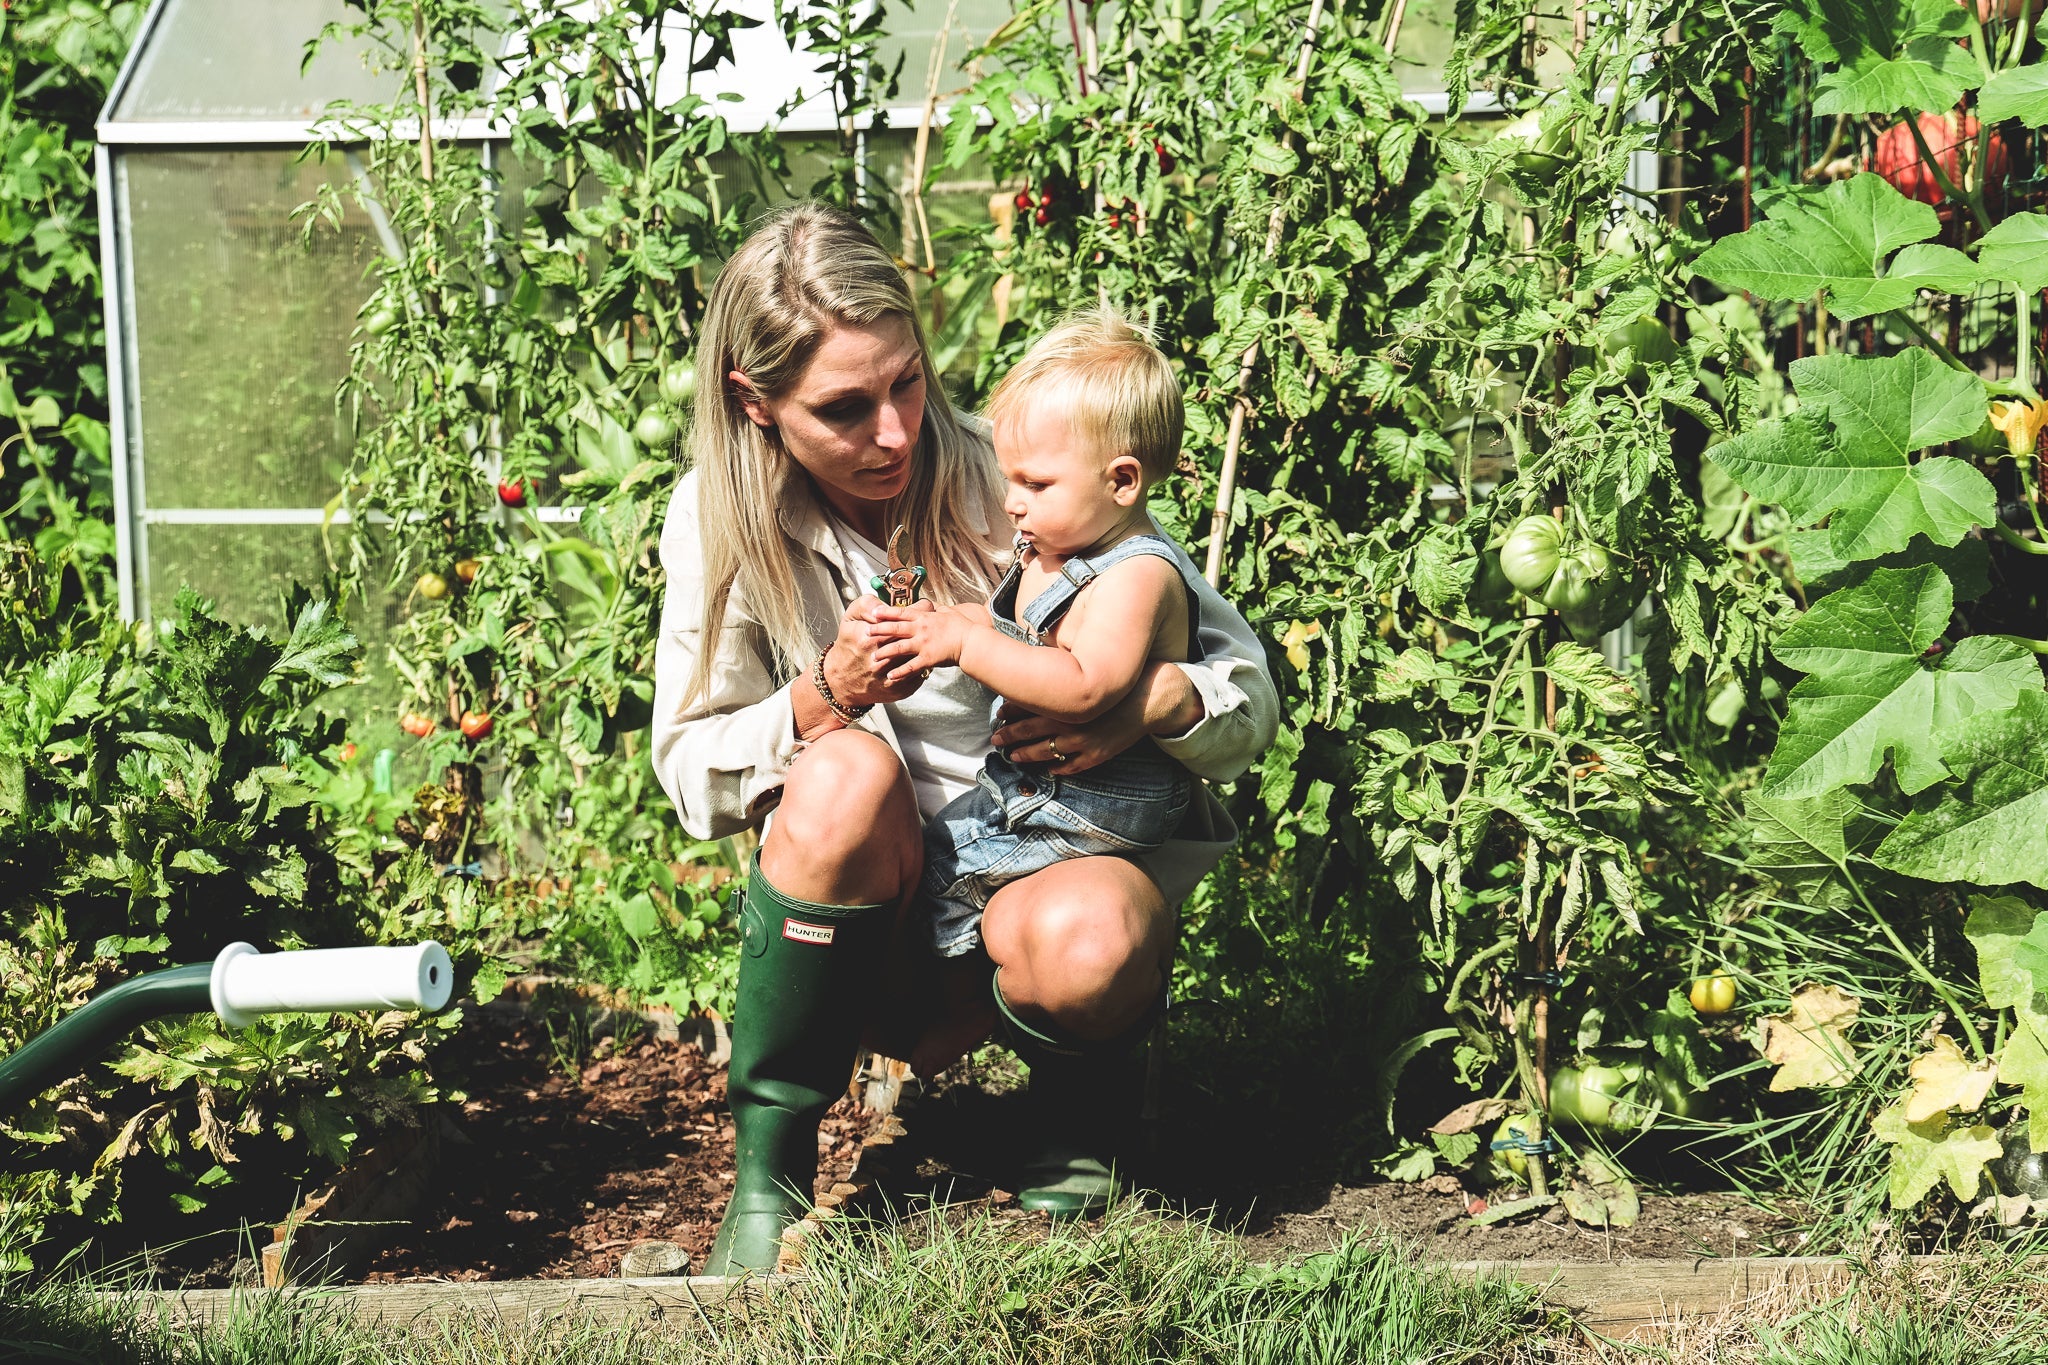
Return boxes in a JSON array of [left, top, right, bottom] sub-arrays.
[[811, 645, 870, 725]]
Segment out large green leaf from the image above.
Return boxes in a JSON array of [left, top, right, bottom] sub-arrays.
[[1965, 896, 2044, 1011], [1711, 351, 1992, 561], [1979, 65, 2048, 127], [1692, 174, 1979, 320], [1975, 212, 2048, 292], [1874, 688, 2048, 888], [1774, 0, 1980, 116], [1764, 566, 2041, 797], [1787, 529, 1992, 602]]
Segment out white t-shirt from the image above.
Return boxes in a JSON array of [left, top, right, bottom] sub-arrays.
[[831, 520, 998, 820]]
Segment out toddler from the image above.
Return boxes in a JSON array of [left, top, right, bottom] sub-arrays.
[[869, 310, 1207, 1074]]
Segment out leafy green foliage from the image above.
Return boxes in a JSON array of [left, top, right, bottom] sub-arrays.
[[0, 1, 136, 613], [0, 549, 496, 1251], [1695, 7, 2048, 1215]]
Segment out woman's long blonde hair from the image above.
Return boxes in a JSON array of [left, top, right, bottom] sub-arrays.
[[683, 202, 1001, 709]]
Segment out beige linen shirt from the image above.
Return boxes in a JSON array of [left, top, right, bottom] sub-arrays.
[[649, 466, 1280, 907]]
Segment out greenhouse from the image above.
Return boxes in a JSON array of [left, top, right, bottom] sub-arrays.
[[14, 0, 2048, 1358]]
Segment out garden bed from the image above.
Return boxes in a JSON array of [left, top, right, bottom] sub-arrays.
[[353, 1009, 878, 1282], [890, 1057, 1807, 1264]]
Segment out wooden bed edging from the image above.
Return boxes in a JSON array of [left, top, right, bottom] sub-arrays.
[[1443, 1254, 1896, 1337], [122, 1255, 1917, 1335]]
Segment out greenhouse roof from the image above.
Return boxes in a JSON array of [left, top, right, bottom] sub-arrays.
[[96, 0, 949, 146]]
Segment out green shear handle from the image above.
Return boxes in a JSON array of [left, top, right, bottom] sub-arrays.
[[870, 524, 927, 607]]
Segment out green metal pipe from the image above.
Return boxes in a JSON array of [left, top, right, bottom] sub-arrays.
[[0, 962, 213, 1116]]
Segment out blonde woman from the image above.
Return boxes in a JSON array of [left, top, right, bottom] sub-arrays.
[[652, 202, 1278, 1273]]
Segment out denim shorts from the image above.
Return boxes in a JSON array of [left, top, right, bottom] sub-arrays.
[[921, 748, 1192, 958]]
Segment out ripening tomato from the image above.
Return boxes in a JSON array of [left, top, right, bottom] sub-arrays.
[[1014, 189, 1033, 212], [400, 712, 436, 737], [1689, 971, 1737, 1015], [1034, 206, 1051, 226], [455, 557, 482, 585], [339, 742, 357, 762], [416, 571, 450, 601], [1155, 140, 1176, 174], [658, 360, 696, 407], [1490, 1112, 1544, 1182], [497, 478, 527, 508], [634, 407, 680, 448], [1874, 111, 2008, 208], [460, 710, 493, 740], [1037, 189, 1054, 208]]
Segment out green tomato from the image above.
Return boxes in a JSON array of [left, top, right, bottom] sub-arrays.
[[362, 306, 400, 337], [1498, 516, 1566, 598], [1539, 542, 1612, 612], [1607, 316, 1676, 370], [659, 359, 697, 407], [634, 406, 680, 448], [1491, 1112, 1545, 1183], [1498, 108, 1574, 174]]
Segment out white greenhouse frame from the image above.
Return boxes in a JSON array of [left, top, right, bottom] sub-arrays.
[[96, 0, 1652, 671]]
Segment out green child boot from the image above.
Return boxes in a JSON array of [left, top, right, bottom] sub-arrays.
[[993, 968, 1163, 1220], [703, 855, 890, 1275]]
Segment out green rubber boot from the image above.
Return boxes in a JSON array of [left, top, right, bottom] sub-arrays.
[[993, 969, 1161, 1220], [703, 855, 889, 1276]]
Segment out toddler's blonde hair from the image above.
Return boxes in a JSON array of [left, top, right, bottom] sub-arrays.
[[983, 308, 1183, 480]]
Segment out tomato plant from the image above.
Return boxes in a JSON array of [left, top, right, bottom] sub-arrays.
[[936, 0, 1778, 1197]]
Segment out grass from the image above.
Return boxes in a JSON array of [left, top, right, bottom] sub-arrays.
[[10, 1205, 2048, 1364]]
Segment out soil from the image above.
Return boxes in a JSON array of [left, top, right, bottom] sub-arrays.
[[888, 1052, 1808, 1264], [356, 1009, 878, 1281]]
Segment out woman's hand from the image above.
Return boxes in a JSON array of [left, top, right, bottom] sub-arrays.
[[830, 595, 935, 707], [992, 660, 1202, 776]]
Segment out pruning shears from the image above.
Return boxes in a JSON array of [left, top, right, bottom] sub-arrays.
[[870, 523, 927, 607]]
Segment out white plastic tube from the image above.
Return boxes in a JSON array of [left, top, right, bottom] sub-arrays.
[[209, 942, 455, 1029]]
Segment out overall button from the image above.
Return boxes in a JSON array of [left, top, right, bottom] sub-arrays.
[[1016, 781, 1038, 797]]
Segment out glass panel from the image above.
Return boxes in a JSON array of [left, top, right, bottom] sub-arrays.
[[144, 521, 404, 690], [1390, 0, 1461, 94], [111, 0, 411, 123], [124, 148, 382, 509]]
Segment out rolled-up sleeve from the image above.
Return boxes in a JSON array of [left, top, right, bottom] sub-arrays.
[[650, 474, 804, 840], [1154, 549, 1281, 784]]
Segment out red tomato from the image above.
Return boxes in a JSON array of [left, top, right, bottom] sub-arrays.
[[1037, 189, 1054, 208], [1034, 206, 1051, 226], [1014, 189, 1032, 212], [400, 712, 436, 738], [497, 478, 527, 508], [339, 742, 357, 762], [1874, 112, 2008, 209], [460, 710, 494, 740], [1155, 140, 1176, 175], [1107, 212, 1122, 230]]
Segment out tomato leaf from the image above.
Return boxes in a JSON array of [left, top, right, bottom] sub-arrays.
[[1692, 174, 1979, 321], [1873, 689, 2048, 889], [1765, 566, 2040, 798], [1711, 351, 1991, 562]]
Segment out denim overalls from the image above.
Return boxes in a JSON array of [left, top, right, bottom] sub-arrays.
[[921, 534, 1197, 958]]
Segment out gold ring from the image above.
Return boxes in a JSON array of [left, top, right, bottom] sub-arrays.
[[1047, 740, 1066, 763]]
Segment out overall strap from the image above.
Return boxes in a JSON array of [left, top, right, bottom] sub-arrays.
[[1020, 534, 1199, 659]]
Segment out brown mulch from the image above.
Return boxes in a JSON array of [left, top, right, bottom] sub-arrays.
[[358, 1010, 878, 1282]]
